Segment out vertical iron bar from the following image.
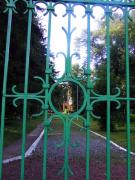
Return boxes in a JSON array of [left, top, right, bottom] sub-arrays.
[[86, 6, 91, 180], [77, 85, 78, 120], [106, 7, 111, 180], [64, 118, 70, 180], [63, 4, 72, 180], [65, 4, 72, 76], [20, 4, 32, 180], [124, 7, 131, 180], [43, 4, 52, 180], [0, 5, 13, 180], [43, 126, 48, 180]]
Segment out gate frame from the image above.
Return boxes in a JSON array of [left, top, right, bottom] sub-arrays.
[[0, 0, 135, 180]]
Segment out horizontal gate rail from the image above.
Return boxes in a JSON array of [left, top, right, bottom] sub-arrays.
[[43, 0, 135, 7]]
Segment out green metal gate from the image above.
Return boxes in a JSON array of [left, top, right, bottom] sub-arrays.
[[0, 0, 135, 179]]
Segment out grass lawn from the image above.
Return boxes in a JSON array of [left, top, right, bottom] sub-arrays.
[[4, 116, 43, 147], [75, 119, 135, 152]]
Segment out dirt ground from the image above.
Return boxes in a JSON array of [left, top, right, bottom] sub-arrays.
[[2, 126, 135, 180]]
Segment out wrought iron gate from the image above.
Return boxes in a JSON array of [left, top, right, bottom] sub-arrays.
[[0, 0, 135, 179]]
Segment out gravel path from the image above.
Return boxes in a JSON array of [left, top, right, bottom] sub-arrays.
[[2, 128, 135, 180]]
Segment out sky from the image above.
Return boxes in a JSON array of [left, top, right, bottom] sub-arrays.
[[36, 3, 104, 77]]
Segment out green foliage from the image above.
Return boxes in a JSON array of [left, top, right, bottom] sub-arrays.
[[4, 116, 43, 147], [0, 2, 56, 122], [76, 14, 135, 131], [130, 114, 135, 121]]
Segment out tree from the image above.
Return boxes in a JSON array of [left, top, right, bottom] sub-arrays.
[[0, 1, 56, 120], [71, 63, 85, 112], [76, 14, 135, 130]]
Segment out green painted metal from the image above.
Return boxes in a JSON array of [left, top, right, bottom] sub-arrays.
[[106, 6, 111, 180], [0, 1, 13, 178], [85, 5, 91, 180], [21, 1, 33, 179], [43, 2, 53, 180], [0, 0, 135, 180], [125, 7, 131, 180]]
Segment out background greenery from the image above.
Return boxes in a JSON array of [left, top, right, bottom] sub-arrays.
[[76, 12, 135, 131]]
